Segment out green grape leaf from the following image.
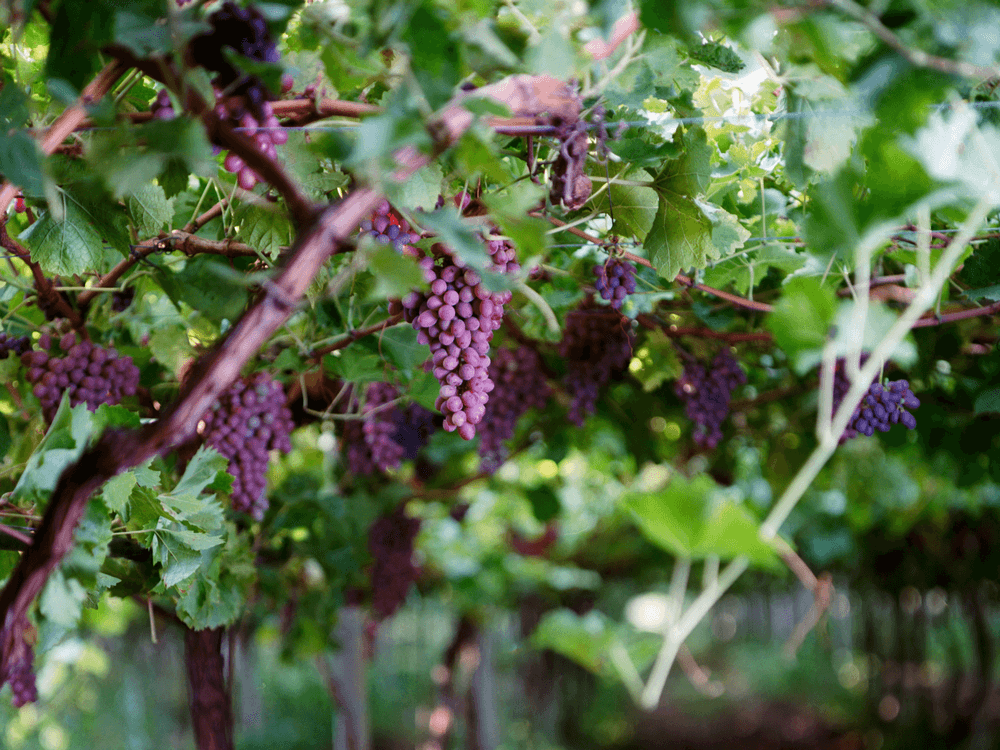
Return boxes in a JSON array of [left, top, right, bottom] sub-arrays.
[[693, 501, 779, 569], [687, 40, 745, 73], [0, 130, 44, 197], [387, 162, 444, 213], [127, 182, 175, 237], [588, 167, 658, 241], [766, 277, 837, 374], [624, 474, 717, 557], [20, 198, 106, 277], [235, 203, 293, 261]]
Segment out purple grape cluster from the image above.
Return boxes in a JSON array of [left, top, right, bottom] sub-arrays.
[[359, 201, 421, 254], [559, 306, 634, 426], [832, 365, 920, 440], [594, 256, 636, 310], [368, 504, 421, 620], [362, 383, 406, 473], [342, 384, 437, 477], [20, 333, 139, 421], [674, 348, 746, 449], [0, 332, 30, 359], [187, 2, 288, 190], [151, 89, 174, 120], [189, 1, 279, 109], [111, 287, 135, 313], [5, 649, 37, 707], [199, 372, 294, 519], [478, 346, 551, 472], [400, 244, 515, 440]]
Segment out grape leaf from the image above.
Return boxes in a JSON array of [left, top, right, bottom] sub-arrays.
[[588, 167, 658, 241], [126, 183, 174, 236], [235, 203, 293, 261], [20, 197, 106, 277]]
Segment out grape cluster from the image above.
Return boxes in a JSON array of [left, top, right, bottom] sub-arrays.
[[559, 306, 634, 426], [187, 2, 288, 190], [359, 201, 421, 254], [368, 505, 421, 621], [189, 1, 279, 108], [199, 372, 294, 519], [5, 650, 37, 707], [342, 383, 436, 477], [674, 349, 746, 449], [150, 89, 174, 120], [21, 333, 139, 421], [478, 346, 551, 472], [401, 244, 515, 440], [362, 383, 406, 473], [13, 195, 27, 213], [0, 332, 30, 359], [111, 287, 135, 313], [594, 256, 636, 310], [218, 95, 288, 190], [832, 365, 920, 440]]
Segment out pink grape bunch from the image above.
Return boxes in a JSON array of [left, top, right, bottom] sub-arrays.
[[359, 201, 421, 254], [674, 349, 746, 450], [559, 306, 634, 426], [478, 346, 552, 472], [368, 504, 421, 621], [188, 1, 289, 190], [199, 372, 295, 520], [21, 333, 140, 422], [831, 361, 920, 441], [400, 240, 517, 440], [594, 256, 637, 310]]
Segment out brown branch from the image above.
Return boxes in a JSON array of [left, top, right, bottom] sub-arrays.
[[185, 626, 233, 750], [309, 313, 404, 360], [827, 0, 1000, 81], [777, 542, 834, 658], [635, 316, 773, 343], [183, 199, 228, 234], [912, 300, 1000, 327], [533, 213, 774, 312], [77, 236, 170, 310], [0, 59, 129, 215], [0, 74, 583, 684]]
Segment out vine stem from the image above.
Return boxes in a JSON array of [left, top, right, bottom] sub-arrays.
[[760, 196, 993, 542], [640, 556, 748, 709]]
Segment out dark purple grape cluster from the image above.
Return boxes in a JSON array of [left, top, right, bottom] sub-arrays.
[[5, 649, 37, 707], [674, 348, 746, 449], [187, 2, 288, 190], [359, 201, 421, 254], [362, 382, 406, 473], [111, 287, 135, 313], [832, 364, 920, 440], [21, 333, 139, 421], [478, 346, 551, 472], [189, 1, 279, 110], [594, 256, 636, 310], [0, 332, 30, 359], [341, 384, 436, 477], [199, 372, 294, 519], [559, 306, 634, 426], [400, 245, 514, 440], [150, 89, 175, 120], [368, 504, 421, 620]]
